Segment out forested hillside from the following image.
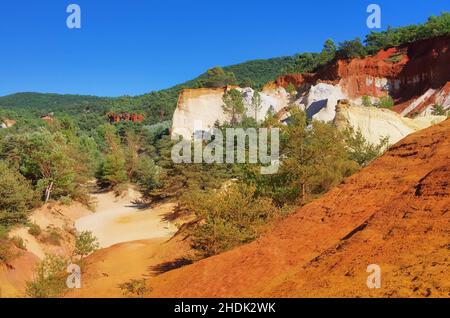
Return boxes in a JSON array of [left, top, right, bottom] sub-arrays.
[[1, 12, 448, 130]]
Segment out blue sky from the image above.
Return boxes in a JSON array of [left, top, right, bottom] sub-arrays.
[[0, 0, 449, 97]]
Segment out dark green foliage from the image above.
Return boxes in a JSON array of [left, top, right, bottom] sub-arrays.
[[343, 126, 389, 167], [336, 38, 367, 59], [185, 183, 279, 257], [431, 104, 447, 116], [222, 89, 245, 125], [0, 161, 35, 227], [365, 13, 450, 54], [74, 231, 99, 260], [133, 156, 161, 198], [200, 67, 237, 88]]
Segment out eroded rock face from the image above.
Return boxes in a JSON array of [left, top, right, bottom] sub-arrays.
[[172, 36, 450, 142], [334, 101, 447, 146], [172, 86, 291, 139], [275, 35, 450, 114], [297, 83, 346, 122]]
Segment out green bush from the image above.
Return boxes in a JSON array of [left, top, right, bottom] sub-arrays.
[[0, 227, 13, 263], [11, 236, 26, 250], [42, 228, 63, 246], [376, 96, 395, 109], [28, 223, 42, 237], [118, 279, 150, 298], [362, 95, 372, 107], [59, 195, 72, 206], [344, 126, 389, 167], [25, 254, 68, 298], [185, 183, 279, 257], [431, 104, 447, 116]]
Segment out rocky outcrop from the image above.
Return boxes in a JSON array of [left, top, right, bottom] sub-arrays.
[[334, 100, 447, 145], [172, 86, 291, 139], [297, 83, 346, 122], [0, 119, 16, 128], [172, 36, 450, 142], [107, 113, 144, 123], [274, 35, 450, 114]]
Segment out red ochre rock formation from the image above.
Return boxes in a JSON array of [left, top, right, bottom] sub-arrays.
[[147, 119, 450, 298], [107, 113, 145, 123], [271, 35, 450, 115]]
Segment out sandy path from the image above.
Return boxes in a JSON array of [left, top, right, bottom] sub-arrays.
[[75, 190, 178, 248]]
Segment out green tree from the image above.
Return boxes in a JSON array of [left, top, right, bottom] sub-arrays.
[[318, 39, 337, 65], [74, 231, 99, 262], [343, 126, 389, 166], [0, 161, 35, 227], [133, 155, 161, 198], [251, 91, 262, 122], [337, 37, 367, 59], [222, 89, 245, 126], [185, 183, 279, 257], [202, 67, 237, 88], [96, 126, 128, 189]]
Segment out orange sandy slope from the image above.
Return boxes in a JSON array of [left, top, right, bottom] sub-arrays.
[[146, 119, 450, 298]]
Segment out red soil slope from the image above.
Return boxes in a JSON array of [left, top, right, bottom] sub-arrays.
[[147, 119, 450, 298]]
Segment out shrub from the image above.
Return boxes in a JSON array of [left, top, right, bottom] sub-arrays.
[[384, 52, 405, 63], [25, 254, 68, 298], [344, 126, 390, 167], [376, 96, 395, 109], [0, 227, 13, 263], [118, 279, 150, 297], [362, 95, 372, 107], [431, 104, 446, 116], [184, 183, 279, 257], [28, 223, 42, 237], [133, 155, 161, 197], [42, 228, 63, 246], [11, 236, 26, 250], [59, 195, 72, 206]]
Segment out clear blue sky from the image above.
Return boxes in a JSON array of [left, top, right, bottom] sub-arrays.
[[0, 0, 449, 97]]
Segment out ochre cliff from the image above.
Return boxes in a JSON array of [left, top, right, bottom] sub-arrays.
[[273, 35, 450, 116]]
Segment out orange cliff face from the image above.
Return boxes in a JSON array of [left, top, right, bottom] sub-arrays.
[[271, 35, 450, 115], [146, 119, 450, 298]]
